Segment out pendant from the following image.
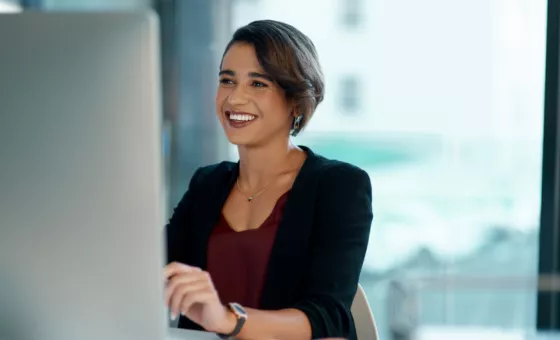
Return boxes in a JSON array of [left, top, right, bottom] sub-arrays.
[[247, 196, 254, 202]]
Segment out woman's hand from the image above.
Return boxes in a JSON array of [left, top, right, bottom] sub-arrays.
[[163, 262, 235, 334]]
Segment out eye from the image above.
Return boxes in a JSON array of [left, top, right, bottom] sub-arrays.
[[219, 78, 234, 85], [252, 81, 268, 88]]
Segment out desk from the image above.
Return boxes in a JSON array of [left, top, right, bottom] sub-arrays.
[[167, 327, 560, 340], [167, 327, 220, 340], [417, 327, 560, 340]]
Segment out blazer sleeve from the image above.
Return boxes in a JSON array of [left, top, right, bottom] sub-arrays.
[[165, 167, 203, 264], [292, 163, 373, 339]]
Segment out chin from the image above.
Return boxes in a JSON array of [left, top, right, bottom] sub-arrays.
[[224, 132, 257, 147]]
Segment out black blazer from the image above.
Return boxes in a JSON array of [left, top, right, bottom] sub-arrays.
[[165, 146, 373, 340]]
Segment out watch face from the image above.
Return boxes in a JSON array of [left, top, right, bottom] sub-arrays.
[[230, 303, 247, 317]]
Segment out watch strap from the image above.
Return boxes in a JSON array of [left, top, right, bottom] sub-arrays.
[[218, 303, 247, 338]]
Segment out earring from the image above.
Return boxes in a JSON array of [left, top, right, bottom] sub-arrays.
[[293, 115, 303, 131]]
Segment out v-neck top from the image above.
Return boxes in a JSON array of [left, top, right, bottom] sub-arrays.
[[206, 190, 290, 308]]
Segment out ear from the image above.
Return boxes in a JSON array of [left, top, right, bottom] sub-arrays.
[[291, 105, 300, 117], [289, 99, 299, 116]]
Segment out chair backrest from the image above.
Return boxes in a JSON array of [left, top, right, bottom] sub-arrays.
[[351, 284, 379, 340]]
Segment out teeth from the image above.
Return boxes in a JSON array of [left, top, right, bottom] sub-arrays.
[[229, 113, 256, 121]]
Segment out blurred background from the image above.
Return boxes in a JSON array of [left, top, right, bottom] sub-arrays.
[[1, 0, 553, 339]]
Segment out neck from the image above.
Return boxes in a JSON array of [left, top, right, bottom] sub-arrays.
[[237, 137, 301, 189]]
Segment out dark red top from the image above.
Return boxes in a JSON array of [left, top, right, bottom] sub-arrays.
[[206, 191, 290, 308]]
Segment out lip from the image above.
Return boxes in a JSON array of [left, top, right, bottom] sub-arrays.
[[224, 110, 258, 129]]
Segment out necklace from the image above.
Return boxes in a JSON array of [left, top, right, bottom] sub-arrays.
[[236, 168, 299, 202]]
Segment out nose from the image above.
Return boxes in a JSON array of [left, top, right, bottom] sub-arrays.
[[227, 84, 249, 106]]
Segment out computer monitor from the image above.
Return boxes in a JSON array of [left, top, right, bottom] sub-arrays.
[[0, 11, 167, 340]]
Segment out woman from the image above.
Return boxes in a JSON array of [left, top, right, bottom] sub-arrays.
[[164, 20, 373, 340]]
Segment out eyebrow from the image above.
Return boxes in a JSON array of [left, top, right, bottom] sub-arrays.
[[219, 69, 273, 82]]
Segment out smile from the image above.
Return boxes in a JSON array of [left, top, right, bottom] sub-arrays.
[[225, 110, 257, 128]]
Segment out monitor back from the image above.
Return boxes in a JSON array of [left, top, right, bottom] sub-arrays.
[[0, 11, 167, 340]]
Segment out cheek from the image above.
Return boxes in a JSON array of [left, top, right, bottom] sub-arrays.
[[215, 88, 228, 111], [266, 99, 292, 124], [255, 93, 290, 120]]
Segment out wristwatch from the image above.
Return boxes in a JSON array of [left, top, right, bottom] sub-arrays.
[[218, 302, 247, 339]]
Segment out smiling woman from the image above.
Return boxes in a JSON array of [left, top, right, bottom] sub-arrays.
[[215, 20, 324, 146], [165, 20, 373, 340]]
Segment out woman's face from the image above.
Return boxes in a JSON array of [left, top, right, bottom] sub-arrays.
[[216, 42, 294, 147]]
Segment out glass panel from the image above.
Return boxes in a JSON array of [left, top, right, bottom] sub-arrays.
[[39, 0, 151, 10], [0, 0, 21, 12], [232, 0, 547, 338]]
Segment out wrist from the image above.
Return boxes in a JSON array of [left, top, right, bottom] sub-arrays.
[[217, 305, 237, 334]]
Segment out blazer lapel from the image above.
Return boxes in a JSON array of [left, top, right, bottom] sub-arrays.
[[260, 147, 322, 309], [188, 162, 238, 270]]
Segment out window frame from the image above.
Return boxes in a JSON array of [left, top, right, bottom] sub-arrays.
[[537, 0, 560, 330]]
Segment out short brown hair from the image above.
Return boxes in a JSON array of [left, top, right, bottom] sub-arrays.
[[221, 20, 325, 136]]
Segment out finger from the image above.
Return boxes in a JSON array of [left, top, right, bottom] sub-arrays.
[[164, 262, 200, 280], [165, 270, 207, 305], [166, 268, 204, 292], [179, 289, 218, 316], [164, 262, 200, 279], [169, 280, 210, 317], [165, 271, 208, 307]]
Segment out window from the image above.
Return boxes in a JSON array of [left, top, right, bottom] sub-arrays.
[[232, 0, 548, 338], [339, 76, 361, 114], [0, 0, 21, 12], [31, 0, 152, 10], [341, 0, 363, 29]]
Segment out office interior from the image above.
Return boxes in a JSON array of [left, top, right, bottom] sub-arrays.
[[1, 0, 560, 339]]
